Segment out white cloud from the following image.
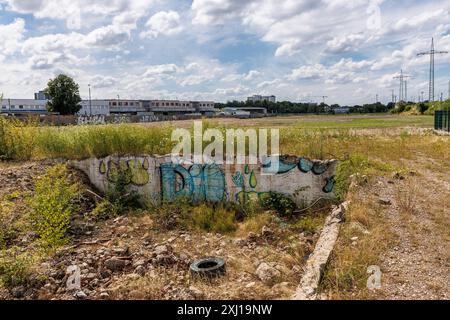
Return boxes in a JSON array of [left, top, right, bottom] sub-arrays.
[[141, 11, 183, 39], [143, 64, 179, 77], [0, 18, 26, 56]]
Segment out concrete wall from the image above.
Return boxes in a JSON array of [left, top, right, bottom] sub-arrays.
[[71, 155, 338, 206]]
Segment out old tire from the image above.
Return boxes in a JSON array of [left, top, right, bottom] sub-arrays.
[[190, 258, 226, 280]]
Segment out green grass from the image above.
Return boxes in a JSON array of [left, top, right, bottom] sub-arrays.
[[288, 115, 433, 129]]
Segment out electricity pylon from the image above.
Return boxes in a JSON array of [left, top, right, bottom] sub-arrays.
[[417, 38, 448, 102]]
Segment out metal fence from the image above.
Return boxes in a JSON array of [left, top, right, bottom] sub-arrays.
[[435, 110, 450, 132]]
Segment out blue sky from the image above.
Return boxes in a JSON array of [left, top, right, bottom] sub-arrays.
[[1, 0, 450, 105]]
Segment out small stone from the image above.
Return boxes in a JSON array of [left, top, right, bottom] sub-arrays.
[[99, 268, 112, 279], [247, 232, 258, 242], [378, 198, 392, 206], [154, 245, 169, 256], [261, 226, 274, 238], [132, 259, 147, 268], [84, 273, 97, 280], [100, 292, 109, 299], [351, 237, 359, 241], [113, 247, 129, 256], [11, 286, 25, 298], [189, 286, 204, 299], [135, 266, 146, 277], [74, 290, 88, 300], [255, 262, 281, 286], [246, 282, 256, 288], [167, 237, 176, 243], [104, 258, 126, 272]]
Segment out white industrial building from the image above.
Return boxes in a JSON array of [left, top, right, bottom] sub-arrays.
[[78, 100, 110, 116], [0, 99, 48, 114]]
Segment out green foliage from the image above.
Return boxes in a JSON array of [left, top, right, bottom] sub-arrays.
[[44, 74, 82, 115], [334, 155, 371, 201], [90, 168, 140, 221], [417, 102, 429, 114], [182, 204, 237, 234], [260, 192, 297, 217], [89, 200, 120, 221], [29, 164, 79, 248], [334, 154, 396, 201], [0, 247, 35, 287], [0, 117, 38, 160], [151, 200, 237, 234], [292, 215, 325, 236]]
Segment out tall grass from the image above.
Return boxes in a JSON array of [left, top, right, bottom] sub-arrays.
[[0, 117, 448, 162], [0, 118, 174, 160]]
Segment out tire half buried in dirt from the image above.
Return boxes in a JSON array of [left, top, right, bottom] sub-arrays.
[[190, 258, 226, 280]]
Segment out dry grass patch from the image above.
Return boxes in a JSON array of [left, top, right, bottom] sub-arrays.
[[320, 190, 396, 299]]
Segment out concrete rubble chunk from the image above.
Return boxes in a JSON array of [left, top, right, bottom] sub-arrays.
[[104, 258, 126, 272], [293, 201, 350, 300], [255, 262, 281, 286]]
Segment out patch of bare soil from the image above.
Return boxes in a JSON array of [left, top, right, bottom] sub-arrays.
[[373, 164, 449, 300]]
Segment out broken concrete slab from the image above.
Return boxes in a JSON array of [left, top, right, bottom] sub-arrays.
[[293, 201, 350, 300]]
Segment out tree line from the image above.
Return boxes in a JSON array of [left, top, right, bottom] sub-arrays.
[[215, 100, 396, 114]]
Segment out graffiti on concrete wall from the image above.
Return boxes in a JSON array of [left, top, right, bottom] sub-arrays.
[[77, 115, 106, 125], [99, 158, 151, 186], [71, 155, 338, 206], [161, 164, 226, 203]]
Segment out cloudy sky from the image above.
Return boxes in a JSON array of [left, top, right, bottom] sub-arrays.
[[1, 0, 450, 105]]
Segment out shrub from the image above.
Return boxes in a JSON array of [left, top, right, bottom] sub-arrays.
[[152, 201, 237, 234], [151, 198, 191, 231], [183, 204, 237, 234], [0, 247, 35, 287], [89, 200, 120, 221], [260, 192, 297, 217], [29, 164, 79, 248], [417, 102, 429, 114]]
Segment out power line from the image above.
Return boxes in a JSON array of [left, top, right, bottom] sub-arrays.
[[417, 38, 448, 102], [393, 69, 410, 102]]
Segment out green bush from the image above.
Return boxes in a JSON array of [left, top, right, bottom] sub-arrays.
[[29, 164, 79, 248], [0, 247, 35, 287], [183, 204, 237, 234], [417, 103, 429, 114], [260, 192, 297, 217], [151, 201, 237, 234], [89, 200, 120, 221]]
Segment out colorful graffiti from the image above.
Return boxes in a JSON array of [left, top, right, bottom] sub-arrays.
[[323, 176, 336, 194], [263, 156, 331, 176], [161, 164, 226, 203], [72, 155, 338, 207], [99, 158, 150, 186]]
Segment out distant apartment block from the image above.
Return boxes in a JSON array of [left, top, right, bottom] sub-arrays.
[[34, 91, 50, 100], [247, 95, 276, 103]]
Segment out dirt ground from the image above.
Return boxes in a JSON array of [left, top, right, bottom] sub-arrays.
[[375, 158, 449, 300]]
